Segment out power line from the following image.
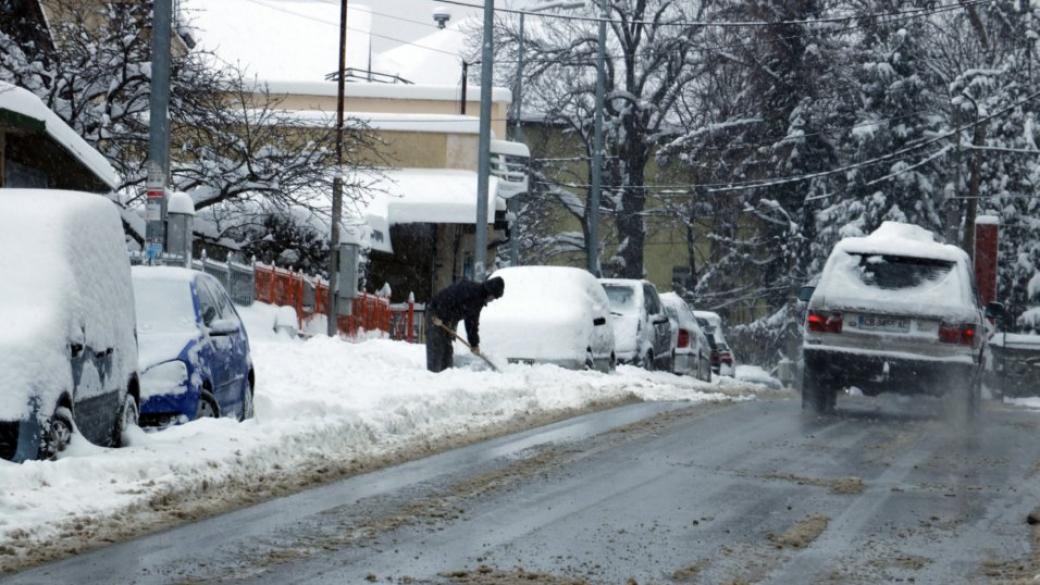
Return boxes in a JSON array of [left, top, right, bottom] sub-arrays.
[[433, 0, 993, 29], [530, 87, 1040, 197]]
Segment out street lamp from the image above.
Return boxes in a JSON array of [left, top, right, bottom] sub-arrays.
[[512, 1, 586, 141], [509, 1, 584, 267]]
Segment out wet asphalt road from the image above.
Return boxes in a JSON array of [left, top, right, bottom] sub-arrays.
[[5, 393, 1040, 585]]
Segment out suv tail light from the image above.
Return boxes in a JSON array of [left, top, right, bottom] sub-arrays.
[[939, 323, 976, 346], [677, 329, 690, 348], [807, 311, 843, 334], [720, 352, 733, 365]]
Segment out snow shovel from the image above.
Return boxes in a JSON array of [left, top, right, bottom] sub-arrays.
[[431, 317, 500, 372]]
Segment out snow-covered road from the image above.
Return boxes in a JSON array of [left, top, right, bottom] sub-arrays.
[[0, 303, 777, 572]]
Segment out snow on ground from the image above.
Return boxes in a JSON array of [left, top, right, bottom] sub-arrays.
[[1005, 397, 1040, 410], [0, 302, 769, 566]]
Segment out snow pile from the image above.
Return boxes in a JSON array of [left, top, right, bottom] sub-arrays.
[[0, 190, 136, 422], [734, 365, 784, 390], [0, 302, 761, 558]]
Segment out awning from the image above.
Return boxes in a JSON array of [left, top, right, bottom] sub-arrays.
[[359, 168, 503, 254]]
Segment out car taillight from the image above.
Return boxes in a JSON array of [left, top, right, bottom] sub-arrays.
[[677, 329, 690, 348], [807, 311, 843, 334], [939, 323, 976, 346], [710, 351, 719, 365], [720, 352, 733, 364]]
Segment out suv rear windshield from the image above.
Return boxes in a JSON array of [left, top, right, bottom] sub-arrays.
[[850, 254, 955, 290]]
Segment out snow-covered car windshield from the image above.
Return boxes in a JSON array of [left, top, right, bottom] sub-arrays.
[[851, 254, 955, 290], [603, 285, 637, 313], [134, 279, 197, 334]]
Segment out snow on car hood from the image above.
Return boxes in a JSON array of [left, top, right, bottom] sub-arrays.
[[138, 331, 198, 371]]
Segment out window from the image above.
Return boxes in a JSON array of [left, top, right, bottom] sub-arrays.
[[850, 254, 955, 290], [195, 279, 220, 326], [643, 285, 662, 314]]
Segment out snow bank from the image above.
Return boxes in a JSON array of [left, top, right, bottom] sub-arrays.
[[0, 303, 766, 560]]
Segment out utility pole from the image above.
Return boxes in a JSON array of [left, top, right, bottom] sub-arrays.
[[473, 0, 495, 281], [326, 0, 348, 337], [146, 0, 173, 263], [963, 119, 988, 262], [588, 0, 607, 276]]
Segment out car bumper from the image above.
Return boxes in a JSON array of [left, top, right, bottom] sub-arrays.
[[0, 416, 44, 463], [140, 391, 198, 421], [672, 352, 698, 375], [803, 346, 977, 396]]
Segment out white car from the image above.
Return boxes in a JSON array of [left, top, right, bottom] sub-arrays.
[[0, 190, 140, 462], [600, 279, 672, 370], [479, 266, 616, 371], [660, 293, 712, 382], [802, 221, 990, 414], [694, 310, 735, 376]]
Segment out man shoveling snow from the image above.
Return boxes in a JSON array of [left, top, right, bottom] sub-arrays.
[[426, 277, 505, 372]]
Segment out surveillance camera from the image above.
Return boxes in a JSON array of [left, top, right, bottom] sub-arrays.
[[433, 7, 451, 29]]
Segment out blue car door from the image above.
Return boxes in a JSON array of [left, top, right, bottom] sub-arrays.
[[195, 278, 231, 411], [214, 282, 249, 411], [199, 277, 243, 412]]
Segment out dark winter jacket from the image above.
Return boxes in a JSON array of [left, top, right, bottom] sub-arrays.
[[428, 277, 505, 347]]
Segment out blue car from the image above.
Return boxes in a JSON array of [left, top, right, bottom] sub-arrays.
[[132, 267, 254, 424]]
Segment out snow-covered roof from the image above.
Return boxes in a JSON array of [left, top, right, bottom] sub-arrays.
[[374, 17, 474, 86], [262, 80, 512, 105], [263, 109, 482, 135], [0, 82, 120, 190], [183, 0, 372, 84], [358, 168, 503, 253]]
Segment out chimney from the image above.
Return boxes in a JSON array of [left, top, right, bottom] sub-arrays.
[[974, 215, 1000, 305]]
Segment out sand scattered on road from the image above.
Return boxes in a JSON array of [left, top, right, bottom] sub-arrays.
[[770, 515, 830, 549], [671, 559, 709, 582], [761, 472, 864, 495], [441, 565, 594, 584]]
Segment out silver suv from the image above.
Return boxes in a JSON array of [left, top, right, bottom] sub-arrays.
[[802, 222, 992, 415]]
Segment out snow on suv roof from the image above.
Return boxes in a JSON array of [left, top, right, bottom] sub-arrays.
[[835, 221, 967, 263]]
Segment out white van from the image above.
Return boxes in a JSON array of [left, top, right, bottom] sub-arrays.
[[0, 190, 140, 461]]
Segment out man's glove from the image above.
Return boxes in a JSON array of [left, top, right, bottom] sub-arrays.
[[471, 346, 480, 355]]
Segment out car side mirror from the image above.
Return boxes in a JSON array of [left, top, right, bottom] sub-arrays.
[[207, 318, 240, 336], [202, 306, 218, 326], [985, 302, 1006, 320], [797, 285, 815, 303], [593, 316, 607, 326]]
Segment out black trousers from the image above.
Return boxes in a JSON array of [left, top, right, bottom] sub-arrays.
[[426, 316, 454, 373]]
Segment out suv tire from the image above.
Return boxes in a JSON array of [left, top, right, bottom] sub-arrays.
[[801, 365, 834, 414]]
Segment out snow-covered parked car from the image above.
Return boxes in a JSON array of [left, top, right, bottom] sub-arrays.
[[694, 310, 735, 376], [802, 221, 990, 414], [480, 266, 615, 371], [0, 190, 140, 462], [600, 279, 672, 370], [659, 293, 712, 382], [133, 267, 254, 424]]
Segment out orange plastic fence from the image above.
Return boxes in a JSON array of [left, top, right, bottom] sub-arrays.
[[253, 264, 397, 339]]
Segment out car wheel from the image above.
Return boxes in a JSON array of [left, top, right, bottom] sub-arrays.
[[115, 393, 139, 447], [196, 391, 220, 419], [239, 383, 255, 422], [582, 345, 599, 368], [40, 406, 74, 460], [641, 351, 655, 371], [801, 366, 832, 414]]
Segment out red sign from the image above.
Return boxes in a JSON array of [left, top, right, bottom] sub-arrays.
[[975, 220, 999, 305]]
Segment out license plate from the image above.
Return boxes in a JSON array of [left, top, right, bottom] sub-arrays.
[[857, 314, 910, 332]]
